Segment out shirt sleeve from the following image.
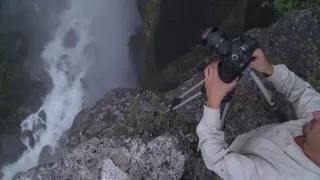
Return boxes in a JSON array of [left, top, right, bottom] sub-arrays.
[[266, 65, 320, 122], [196, 106, 262, 179]]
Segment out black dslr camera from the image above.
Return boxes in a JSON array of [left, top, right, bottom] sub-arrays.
[[201, 27, 259, 83]]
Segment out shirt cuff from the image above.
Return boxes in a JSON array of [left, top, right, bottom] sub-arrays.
[[201, 106, 221, 127], [266, 65, 288, 84]]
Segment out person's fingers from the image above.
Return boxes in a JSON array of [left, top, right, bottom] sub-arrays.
[[211, 60, 220, 76], [252, 49, 262, 58], [205, 63, 215, 78], [249, 57, 259, 69], [313, 111, 320, 121], [249, 62, 258, 70], [250, 49, 263, 66], [249, 61, 257, 67], [228, 77, 239, 88], [204, 65, 210, 78]]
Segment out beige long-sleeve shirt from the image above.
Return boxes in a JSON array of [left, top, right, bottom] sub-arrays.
[[197, 65, 320, 180]]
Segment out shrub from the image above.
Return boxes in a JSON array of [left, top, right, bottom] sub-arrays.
[[262, 0, 320, 16]]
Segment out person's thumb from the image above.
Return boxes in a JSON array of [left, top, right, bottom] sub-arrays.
[[249, 59, 258, 69], [228, 77, 239, 88]]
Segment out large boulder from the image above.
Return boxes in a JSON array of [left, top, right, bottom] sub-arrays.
[[15, 135, 187, 180]]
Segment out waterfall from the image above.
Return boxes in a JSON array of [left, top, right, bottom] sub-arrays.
[[1, 0, 140, 179]]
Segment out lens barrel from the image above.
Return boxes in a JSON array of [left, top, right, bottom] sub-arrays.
[[201, 27, 229, 56]]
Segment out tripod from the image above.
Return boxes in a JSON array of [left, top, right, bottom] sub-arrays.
[[166, 68, 285, 180]]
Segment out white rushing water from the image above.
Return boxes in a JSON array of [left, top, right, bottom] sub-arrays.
[[1, 0, 140, 179]]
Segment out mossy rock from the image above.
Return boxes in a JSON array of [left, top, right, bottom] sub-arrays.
[[262, 0, 320, 17], [267, 56, 320, 87], [0, 33, 28, 134]]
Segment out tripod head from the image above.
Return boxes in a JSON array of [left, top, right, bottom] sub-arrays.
[[201, 27, 259, 83]]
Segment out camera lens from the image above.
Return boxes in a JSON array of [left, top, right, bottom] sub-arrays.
[[207, 33, 229, 55], [201, 27, 229, 56]]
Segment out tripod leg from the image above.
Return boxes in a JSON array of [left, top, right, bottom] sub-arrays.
[[247, 68, 289, 122], [166, 92, 203, 112], [248, 69, 274, 106], [180, 80, 205, 99], [166, 80, 205, 111], [221, 102, 231, 125]]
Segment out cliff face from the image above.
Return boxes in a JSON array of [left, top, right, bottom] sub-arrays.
[[16, 6, 320, 180], [0, 2, 51, 168], [130, 0, 277, 92]]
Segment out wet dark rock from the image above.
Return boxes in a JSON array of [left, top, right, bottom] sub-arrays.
[[38, 145, 63, 165], [19, 130, 35, 148], [133, 0, 277, 92], [220, 0, 277, 38], [154, 0, 211, 70], [6, 31, 28, 62], [63, 28, 79, 48], [38, 110, 46, 122], [0, 134, 27, 165]]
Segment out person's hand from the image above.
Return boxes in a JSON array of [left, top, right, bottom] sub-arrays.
[[204, 61, 238, 109], [250, 49, 274, 76]]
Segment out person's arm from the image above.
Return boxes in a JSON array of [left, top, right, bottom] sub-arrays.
[[197, 106, 263, 179], [266, 65, 320, 120], [250, 49, 320, 124], [198, 61, 263, 179]]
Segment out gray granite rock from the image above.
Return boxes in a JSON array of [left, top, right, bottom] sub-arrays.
[[15, 135, 186, 180], [246, 8, 320, 76], [101, 159, 128, 180]]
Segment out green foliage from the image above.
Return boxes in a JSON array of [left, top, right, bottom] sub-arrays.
[[159, 111, 166, 121], [145, 0, 157, 20], [175, 112, 184, 122], [306, 42, 320, 87], [310, 42, 318, 51], [124, 118, 131, 126], [307, 71, 320, 87], [113, 124, 126, 137], [128, 103, 141, 114], [307, 64, 320, 87], [143, 0, 159, 36], [151, 94, 158, 105], [262, 0, 320, 16], [313, 7, 320, 22], [126, 103, 141, 128]]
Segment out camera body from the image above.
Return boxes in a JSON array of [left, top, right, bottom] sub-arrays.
[[201, 27, 259, 83]]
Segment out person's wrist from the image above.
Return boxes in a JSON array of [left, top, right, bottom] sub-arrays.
[[207, 97, 221, 109], [264, 64, 274, 76]]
